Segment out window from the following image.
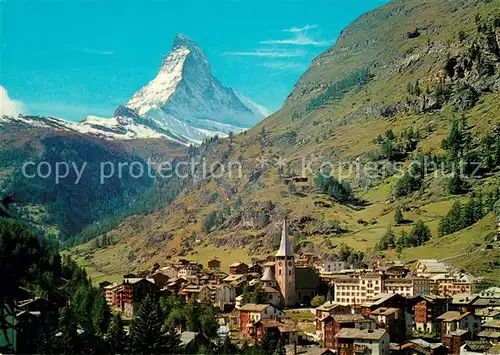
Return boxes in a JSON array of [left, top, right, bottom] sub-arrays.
[[279, 270, 282, 276]]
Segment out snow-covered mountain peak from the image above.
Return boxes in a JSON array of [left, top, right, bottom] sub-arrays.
[[124, 34, 268, 144]]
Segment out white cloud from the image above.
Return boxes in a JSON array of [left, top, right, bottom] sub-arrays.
[[263, 62, 307, 70], [222, 49, 305, 57], [259, 33, 333, 47], [0, 86, 25, 117], [282, 24, 318, 33], [83, 48, 114, 55]]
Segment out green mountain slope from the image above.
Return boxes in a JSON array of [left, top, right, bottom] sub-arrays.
[[74, 0, 500, 282]]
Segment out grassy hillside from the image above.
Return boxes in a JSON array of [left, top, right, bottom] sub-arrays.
[[74, 0, 500, 281]]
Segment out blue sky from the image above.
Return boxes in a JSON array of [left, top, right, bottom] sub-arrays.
[[1, 0, 389, 121]]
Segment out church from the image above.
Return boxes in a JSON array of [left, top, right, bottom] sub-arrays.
[[260, 220, 320, 308]]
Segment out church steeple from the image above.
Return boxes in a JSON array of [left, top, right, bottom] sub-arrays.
[[274, 219, 296, 308], [275, 220, 293, 257]]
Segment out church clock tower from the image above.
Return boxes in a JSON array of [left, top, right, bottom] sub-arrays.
[[275, 220, 296, 308]]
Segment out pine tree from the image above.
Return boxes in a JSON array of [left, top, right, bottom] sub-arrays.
[[107, 313, 126, 354], [448, 167, 467, 194], [394, 207, 404, 224], [273, 338, 286, 355], [73, 284, 95, 334], [216, 335, 236, 355], [200, 307, 220, 339], [55, 304, 79, 355], [326, 287, 334, 302], [92, 291, 111, 336], [486, 192, 496, 212], [164, 326, 182, 355], [129, 294, 166, 354], [408, 221, 431, 246], [461, 201, 475, 228]]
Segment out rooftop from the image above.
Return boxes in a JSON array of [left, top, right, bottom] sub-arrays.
[[437, 311, 471, 322], [332, 314, 370, 323], [483, 319, 500, 329], [335, 328, 387, 340], [316, 301, 341, 312], [239, 303, 271, 312], [371, 307, 399, 316], [478, 330, 500, 338], [449, 329, 469, 336]]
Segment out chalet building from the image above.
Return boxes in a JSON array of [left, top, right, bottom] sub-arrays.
[[150, 271, 170, 288], [229, 262, 249, 275], [16, 297, 58, 327], [477, 319, 500, 343], [177, 262, 201, 278], [474, 307, 500, 322], [450, 294, 479, 313], [415, 260, 450, 278], [370, 307, 406, 343], [400, 339, 448, 355], [158, 266, 179, 279], [472, 297, 500, 310], [480, 287, 500, 299], [213, 284, 235, 304], [178, 284, 212, 303], [239, 304, 285, 339], [335, 328, 390, 355], [252, 319, 300, 345], [361, 293, 408, 316], [437, 311, 481, 353], [323, 256, 348, 273], [107, 278, 156, 319], [262, 286, 283, 308], [460, 341, 495, 354], [315, 302, 354, 333], [384, 276, 430, 297], [413, 296, 450, 334], [248, 263, 262, 274], [333, 273, 384, 305], [322, 314, 375, 350], [207, 258, 221, 270]]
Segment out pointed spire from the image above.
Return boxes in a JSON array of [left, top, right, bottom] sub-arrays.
[[275, 220, 294, 257]]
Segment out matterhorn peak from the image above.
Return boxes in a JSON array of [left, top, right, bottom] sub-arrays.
[[126, 34, 268, 144], [172, 33, 199, 51]]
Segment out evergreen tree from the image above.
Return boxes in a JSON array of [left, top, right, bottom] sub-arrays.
[[92, 291, 111, 336], [200, 307, 220, 339], [55, 304, 79, 355], [486, 191, 496, 212], [326, 287, 334, 302], [408, 220, 431, 247], [164, 326, 182, 355], [72, 284, 95, 334], [129, 294, 166, 354], [448, 167, 467, 194], [216, 335, 237, 355], [394, 207, 404, 224], [107, 313, 126, 354], [442, 120, 463, 161], [375, 226, 395, 251], [36, 321, 56, 354], [273, 338, 286, 355]]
